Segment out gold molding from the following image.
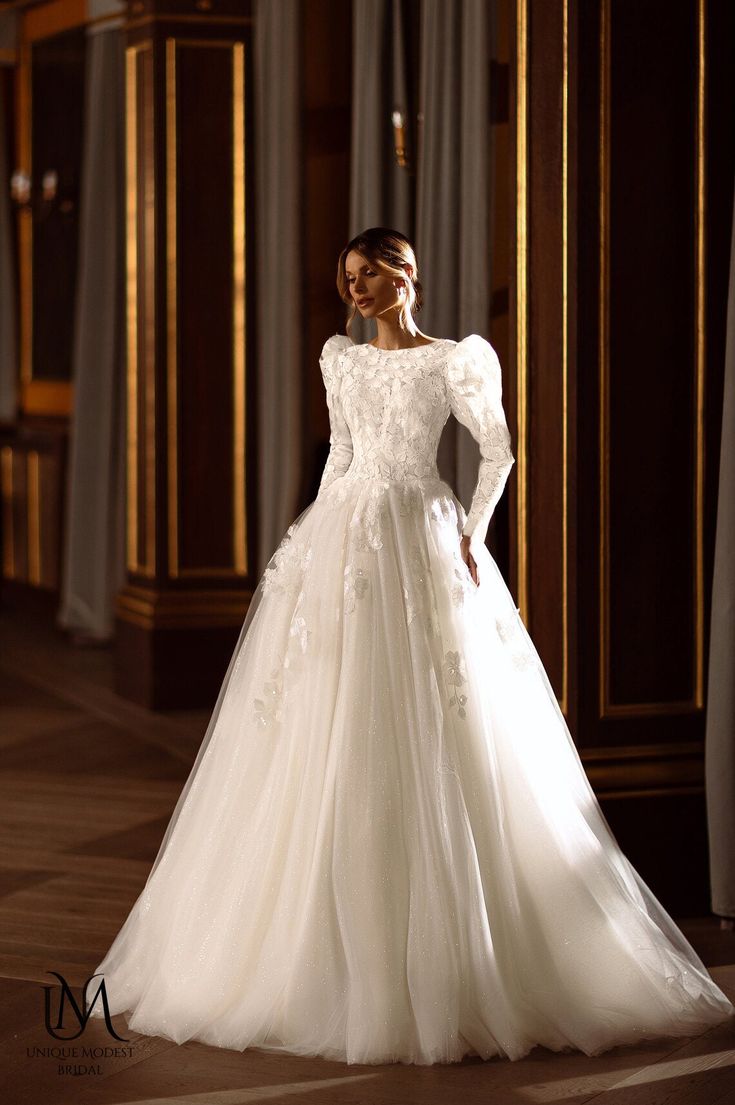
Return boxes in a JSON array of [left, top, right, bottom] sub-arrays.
[[233, 40, 247, 575], [515, 1, 568, 715], [598, 0, 706, 718], [125, 40, 156, 577], [165, 37, 247, 579], [694, 0, 706, 709], [598, 0, 609, 718], [125, 43, 139, 572], [515, 0, 529, 623], [165, 37, 178, 575], [560, 0, 569, 717]]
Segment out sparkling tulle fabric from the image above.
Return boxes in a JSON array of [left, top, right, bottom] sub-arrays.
[[91, 334, 734, 1065]]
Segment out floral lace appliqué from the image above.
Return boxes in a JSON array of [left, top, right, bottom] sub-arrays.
[[254, 668, 284, 728], [262, 524, 312, 597], [443, 649, 468, 718], [495, 608, 539, 673], [402, 543, 441, 637], [344, 563, 369, 613]]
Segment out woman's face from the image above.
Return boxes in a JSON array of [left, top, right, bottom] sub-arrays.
[[344, 249, 407, 320]]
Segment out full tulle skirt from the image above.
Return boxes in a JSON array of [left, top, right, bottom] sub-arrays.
[[91, 476, 734, 1065]]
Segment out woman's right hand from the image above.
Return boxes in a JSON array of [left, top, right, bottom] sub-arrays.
[[460, 534, 479, 587]]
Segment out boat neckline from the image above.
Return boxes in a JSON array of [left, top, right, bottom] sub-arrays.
[[351, 338, 451, 353]]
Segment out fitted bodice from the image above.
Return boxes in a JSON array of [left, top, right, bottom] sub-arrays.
[[338, 340, 453, 482], [317, 332, 516, 546]]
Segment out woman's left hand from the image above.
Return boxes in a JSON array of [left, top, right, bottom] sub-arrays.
[[460, 534, 479, 586]]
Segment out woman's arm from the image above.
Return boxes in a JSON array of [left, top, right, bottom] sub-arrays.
[[316, 334, 354, 497], [445, 334, 515, 582]]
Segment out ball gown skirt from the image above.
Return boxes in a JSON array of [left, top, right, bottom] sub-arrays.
[[90, 334, 734, 1065]]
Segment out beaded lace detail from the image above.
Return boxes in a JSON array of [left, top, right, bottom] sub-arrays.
[[317, 332, 515, 546]]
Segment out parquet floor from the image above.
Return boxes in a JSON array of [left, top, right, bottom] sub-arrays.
[[1, 608, 734, 1105]]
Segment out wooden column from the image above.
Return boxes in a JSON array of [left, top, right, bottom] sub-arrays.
[[116, 0, 256, 708], [511, 0, 735, 912]]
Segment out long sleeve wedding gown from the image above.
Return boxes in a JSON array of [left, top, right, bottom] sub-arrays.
[[91, 333, 734, 1065]]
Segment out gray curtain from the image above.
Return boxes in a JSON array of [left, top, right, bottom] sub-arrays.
[[254, 0, 302, 575], [349, 0, 413, 345], [705, 184, 735, 920], [0, 52, 17, 424], [58, 23, 126, 639], [416, 0, 495, 510]]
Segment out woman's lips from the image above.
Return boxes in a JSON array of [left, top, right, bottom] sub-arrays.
[[357, 299, 373, 307]]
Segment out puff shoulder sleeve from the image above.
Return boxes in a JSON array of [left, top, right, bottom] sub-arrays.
[[444, 334, 515, 547], [317, 333, 354, 497]]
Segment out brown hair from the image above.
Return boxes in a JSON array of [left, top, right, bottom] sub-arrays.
[[336, 227, 424, 336]]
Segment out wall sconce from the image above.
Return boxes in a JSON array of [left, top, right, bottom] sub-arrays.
[[10, 169, 30, 206], [9, 167, 75, 217], [41, 170, 58, 202], [392, 108, 410, 170]]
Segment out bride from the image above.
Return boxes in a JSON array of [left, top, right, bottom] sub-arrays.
[[91, 227, 734, 1065]]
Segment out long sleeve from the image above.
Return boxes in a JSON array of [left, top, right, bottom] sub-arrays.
[[317, 334, 354, 497], [445, 334, 515, 548]]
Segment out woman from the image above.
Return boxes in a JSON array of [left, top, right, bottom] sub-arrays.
[[91, 227, 734, 1065]]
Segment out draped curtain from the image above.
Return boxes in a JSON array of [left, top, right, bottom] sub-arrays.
[[58, 17, 126, 640], [350, 0, 496, 512], [254, 0, 302, 575], [415, 0, 495, 512], [705, 182, 735, 920], [349, 0, 414, 346]]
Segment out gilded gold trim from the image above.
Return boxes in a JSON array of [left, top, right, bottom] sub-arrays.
[[560, 0, 569, 717], [166, 37, 178, 576], [125, 40, 155, 577], [1, 447, 14, 579], [142, 42, 156, 576], [166, 37, 248, 579], [694, 0, 706, 709], [598, 0, 610, 718], [126, 43, 140, 572], [515, 0, 529, 622], [232, 41, 247, 575], [599, 0, 705, 717], [26, 449, 40, 586]]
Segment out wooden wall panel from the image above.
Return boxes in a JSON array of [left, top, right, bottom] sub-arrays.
[[605, 0, 699, 714], [171, 40, 239, 577], [515, 0, 735, 911]]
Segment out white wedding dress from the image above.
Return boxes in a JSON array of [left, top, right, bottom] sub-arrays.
[[91, 333, 734, 1065]]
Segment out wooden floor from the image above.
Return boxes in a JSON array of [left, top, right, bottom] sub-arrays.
[[1, 607, 734, 1105]]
